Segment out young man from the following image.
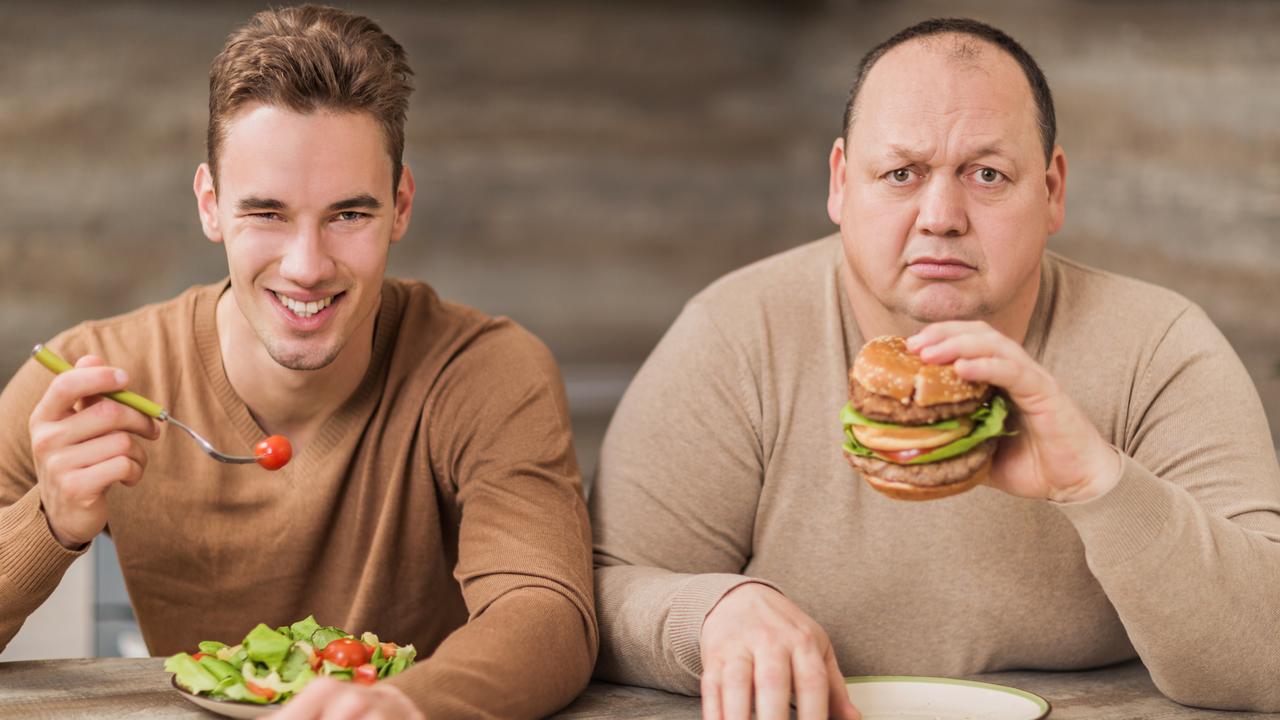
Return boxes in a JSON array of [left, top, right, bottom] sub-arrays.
[[591, 17, 1280, 720], [0, 6, 595, 719]]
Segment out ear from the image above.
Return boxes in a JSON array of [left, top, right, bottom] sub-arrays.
[[827, 137, 847, 226], [390, 164, 416, 244], [194, 163, 223, 243], [1045, 145, 1067, 235]]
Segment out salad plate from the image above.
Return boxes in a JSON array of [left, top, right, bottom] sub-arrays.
[[166, 615, 416, 714], [845, 675, 1050, 719]]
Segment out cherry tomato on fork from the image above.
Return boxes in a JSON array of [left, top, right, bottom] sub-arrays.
[[253, 435, 293, 470]]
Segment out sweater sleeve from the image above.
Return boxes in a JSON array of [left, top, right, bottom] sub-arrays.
[[590, 301, 781, 696], [1055, 303, 1280, 712], [386, 322, 596, 720], [0, 354, 92, 651]]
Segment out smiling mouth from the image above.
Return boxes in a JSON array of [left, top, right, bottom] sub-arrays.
[[273, 291, 342, 318]]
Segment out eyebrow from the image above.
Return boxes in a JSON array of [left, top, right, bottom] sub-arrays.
[[880, 143, 1013, 164], [236, 196, 286, 213], [328, 194, 382, 212], [234, 194, 383, 213]]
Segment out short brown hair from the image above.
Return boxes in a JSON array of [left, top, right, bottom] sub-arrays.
[[207, 5, 414, 192]]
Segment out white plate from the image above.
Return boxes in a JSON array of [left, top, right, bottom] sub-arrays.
[[171, 677, 277, 718], [845, 675, 1050, 720]]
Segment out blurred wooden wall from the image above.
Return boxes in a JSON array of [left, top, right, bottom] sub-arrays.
[[2, 1, 1277, 476]]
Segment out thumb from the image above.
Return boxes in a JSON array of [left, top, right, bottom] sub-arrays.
[[825, 648, 860, 720]]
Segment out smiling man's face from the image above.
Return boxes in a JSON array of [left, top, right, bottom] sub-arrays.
[[828, 34, 1066, 327], [197, 104, 411, 371]]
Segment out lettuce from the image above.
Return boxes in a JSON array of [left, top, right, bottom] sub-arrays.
[[841, 395, 1011, 464], [244, 624, 292, 668], [165, 653, 219, 694], [289, 615, 320, 643]]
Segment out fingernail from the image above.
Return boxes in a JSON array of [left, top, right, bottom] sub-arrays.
[[114, 369, 128, 386]]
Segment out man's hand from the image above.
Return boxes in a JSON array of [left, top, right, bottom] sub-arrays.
[[700, 583, 860, 720], [908, 321, 1123, 503], [30, 355, 160, 548], [274, 678, 424, 720]]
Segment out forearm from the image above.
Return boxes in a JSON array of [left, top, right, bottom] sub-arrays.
[[594, 563, 780, 695], [1058, 455, 1280, 711], [386, 586, 594, 720], [0, 488, 88, 650]]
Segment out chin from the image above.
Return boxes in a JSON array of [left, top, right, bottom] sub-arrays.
[[262, 340, 344, 371], [903, 289, 991, 323]]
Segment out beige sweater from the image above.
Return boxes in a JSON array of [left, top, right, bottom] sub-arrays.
[[591, 235, 1280, 711], [0, 279, 596, 719]]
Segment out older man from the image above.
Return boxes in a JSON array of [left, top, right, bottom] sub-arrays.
[[591, 17, 1280, 720]]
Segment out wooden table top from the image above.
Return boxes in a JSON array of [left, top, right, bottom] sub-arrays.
[[0, 657, 1275, 719]]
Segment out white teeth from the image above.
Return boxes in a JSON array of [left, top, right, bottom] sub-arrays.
[[274, 292, 334, 318]]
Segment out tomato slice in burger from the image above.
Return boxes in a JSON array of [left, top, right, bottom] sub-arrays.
[[875, 447, 924, 464]]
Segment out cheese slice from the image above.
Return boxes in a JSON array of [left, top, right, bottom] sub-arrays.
[[851, 418, 974, 452]]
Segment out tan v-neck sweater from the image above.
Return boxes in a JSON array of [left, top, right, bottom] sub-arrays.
[[591, 235, 1280, 712], [0, 279, 596, 719]]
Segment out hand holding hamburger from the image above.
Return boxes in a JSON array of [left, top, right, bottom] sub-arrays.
[[841, 335, 1010, 500], [843, 322, 1125, 504]]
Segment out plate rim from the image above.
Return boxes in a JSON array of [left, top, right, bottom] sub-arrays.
[[844, 674, 1051, 718]]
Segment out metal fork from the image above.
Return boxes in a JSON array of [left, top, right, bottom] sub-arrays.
[[32, 344, 260, 464]]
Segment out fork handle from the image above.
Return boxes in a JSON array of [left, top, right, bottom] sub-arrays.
[[32, 344, 167, 420]]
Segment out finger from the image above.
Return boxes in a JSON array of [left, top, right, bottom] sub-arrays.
[[753, 650, 791, 720], [826, 650, 861, 720], [913, 329, 1021, 367], [275, 676, 341, 718], [953, 356, 1055, 409], [720, 655, 754, 720], [701, 659, 724, 720], [54, 392, 161, 447], [320, 689, 370, 720], [31, 364, 130, 425], [72, 357, 107, 411], [60, 455, 144, 499], [906, 321, 993, 351], [48, 431, 146, 474], [791, 647, 828, 720]]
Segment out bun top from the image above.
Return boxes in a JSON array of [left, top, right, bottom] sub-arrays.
[[851, 336, 988, 407]]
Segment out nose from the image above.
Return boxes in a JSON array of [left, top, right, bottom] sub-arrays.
[[278, 222, 335, 288], [915, 175, 969, 237]]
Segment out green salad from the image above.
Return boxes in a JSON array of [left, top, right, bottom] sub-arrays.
[[165, 615, 416, 705]]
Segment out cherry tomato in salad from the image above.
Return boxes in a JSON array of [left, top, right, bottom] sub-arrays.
[[321, 638, 371, 668], [253, 435, 292, 471], [353, 663, 378, 685], [245, 681, 276, 700], [191, 652, 207, 662]]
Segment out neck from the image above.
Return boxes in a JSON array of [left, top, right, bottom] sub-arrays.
[[840, 260, 1039, 344], [215, 287, 377, 450]]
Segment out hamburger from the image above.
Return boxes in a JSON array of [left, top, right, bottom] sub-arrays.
[[840, 336, 1009, 500]]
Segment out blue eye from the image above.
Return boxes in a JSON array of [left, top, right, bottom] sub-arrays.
[[336, 211, 367, 222]]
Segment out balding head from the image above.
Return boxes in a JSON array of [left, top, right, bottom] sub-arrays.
[[843, 18, 1056, 167]]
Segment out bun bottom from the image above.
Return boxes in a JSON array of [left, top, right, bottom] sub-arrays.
[[854, 454, 993, 501]]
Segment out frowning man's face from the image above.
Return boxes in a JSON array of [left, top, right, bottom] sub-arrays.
[[195, 104, 413, 371], [828, 35, 1066, 331]]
